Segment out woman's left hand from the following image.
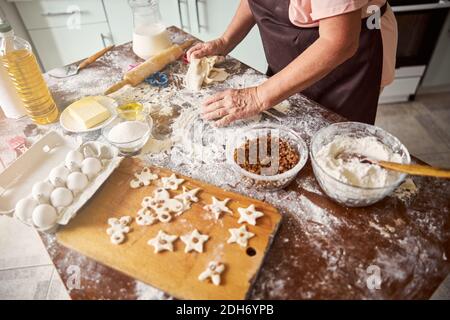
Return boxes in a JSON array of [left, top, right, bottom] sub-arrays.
[[201, 87, 266, 127]]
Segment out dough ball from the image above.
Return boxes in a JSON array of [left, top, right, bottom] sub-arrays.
[[32, 204, 58, 229], [49, 166, 70, 187], [65, 150, 84, 171], [81, 157, 102, 180], [50, 187, 73, 207], [67, 172, 88, 193], [15, 197, 39, 224], [32, 181, 54, 203]]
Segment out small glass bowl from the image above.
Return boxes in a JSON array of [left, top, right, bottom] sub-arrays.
[[310, 122, 410, 207], [226, 124, 308, 191], [102, 110, 153, 156]]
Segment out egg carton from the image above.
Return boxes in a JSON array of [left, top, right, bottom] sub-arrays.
[[0, 131, 123, 232]]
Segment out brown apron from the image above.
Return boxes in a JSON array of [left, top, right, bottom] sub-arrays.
[[248, 0, 386, 124]]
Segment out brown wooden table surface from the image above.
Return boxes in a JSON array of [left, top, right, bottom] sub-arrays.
[[1, 27, 449, 300]]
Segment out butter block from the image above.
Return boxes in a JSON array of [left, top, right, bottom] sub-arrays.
[[67, 97, 111, 129]]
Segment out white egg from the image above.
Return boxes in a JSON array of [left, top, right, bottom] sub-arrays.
[[50, 187, 73, 207], [65, 150, 84, 171], [67, 172, 88, 193], [49, 166, 70, 187], [32, 181, 54, 203], [15, 197, 39, 224], [32, 204, 58, 229], [81, 157, 102, 180]]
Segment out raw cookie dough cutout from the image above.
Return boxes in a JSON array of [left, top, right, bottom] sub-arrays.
[[135, 208, 157, 226], [107, 216, 132, 245], [237, 204, 264, 226], [130, 167, 158, 189], [147, 230, 178, 253], [161, 174, 185, 190], [198, 261, 225, 286], [174, 186, 201, 211], [203, 196, 232, 220], [180, 229, 209, 253], [227, 225, 254, 248]]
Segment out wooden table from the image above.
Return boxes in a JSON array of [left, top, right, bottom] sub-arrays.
[[1, 27, 449, 300]]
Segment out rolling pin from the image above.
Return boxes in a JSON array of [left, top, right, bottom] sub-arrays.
[[105, 40, 195, 95]]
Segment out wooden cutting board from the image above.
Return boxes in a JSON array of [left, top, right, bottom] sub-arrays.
[[57, 157, 282, 300]]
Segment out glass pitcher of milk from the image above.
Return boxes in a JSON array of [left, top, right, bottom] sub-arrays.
[[129, 0, 171, 60]]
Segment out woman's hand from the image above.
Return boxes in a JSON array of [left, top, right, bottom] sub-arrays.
[[201, 87, 268, 127], [186, 38, 230, 61]]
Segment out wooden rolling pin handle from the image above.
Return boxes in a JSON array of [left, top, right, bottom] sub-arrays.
[[378, 161, 450, 178], [104, 79, 129, 95], [78, 45, 115, 70]]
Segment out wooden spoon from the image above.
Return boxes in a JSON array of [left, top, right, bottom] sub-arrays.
[[336, 152, 450, 179]]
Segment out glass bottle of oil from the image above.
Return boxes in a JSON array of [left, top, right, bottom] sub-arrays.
[[0, 17, 58, 124]]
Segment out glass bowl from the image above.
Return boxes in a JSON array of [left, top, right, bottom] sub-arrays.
[[310, 122, 410, 207], [226, 123, 308, 191], [102, 110, 153, 156]]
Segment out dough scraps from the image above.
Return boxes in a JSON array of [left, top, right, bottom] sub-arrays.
[[237, 204, 264, 226], [147, 230, 178, 253], [107, 216, 132, 245], [227, 225, 255, 248], [198, 261, 225, 286], [185, 56, 229, 91], [180, 229, 209, 253], [203, 196, 232, 220]]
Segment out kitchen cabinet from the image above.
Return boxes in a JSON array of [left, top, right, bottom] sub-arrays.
[[11, 0, 113, 71], [29, 22, 111, 71]]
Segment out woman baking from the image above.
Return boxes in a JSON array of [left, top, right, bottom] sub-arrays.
[[187, 0, 397, 127]]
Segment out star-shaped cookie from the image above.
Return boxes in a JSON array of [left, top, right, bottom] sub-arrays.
[[237, 204, 264, 225], [203, 197, 232, 220], [161, 174, 185, 190], [147, 230, 178, 253], [174, 186, 201, 210], [227, 225, 255, 247], [180, 229, 209, 253], [198, 261, 225, 286]]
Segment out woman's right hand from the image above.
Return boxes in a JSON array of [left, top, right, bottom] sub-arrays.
[[186, 37, 230, 61]]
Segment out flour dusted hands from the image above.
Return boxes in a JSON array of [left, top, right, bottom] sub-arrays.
[[187, 38, 229, 61], [201, 87, 267, 127]]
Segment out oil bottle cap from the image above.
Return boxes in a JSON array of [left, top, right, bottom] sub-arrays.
[[0, 19, 12, 33]]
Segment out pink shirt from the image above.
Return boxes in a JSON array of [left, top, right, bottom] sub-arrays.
[[289, 0, 397, 86]]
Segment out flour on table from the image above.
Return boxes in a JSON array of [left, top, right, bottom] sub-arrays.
[[394, 178, 418, 201]]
